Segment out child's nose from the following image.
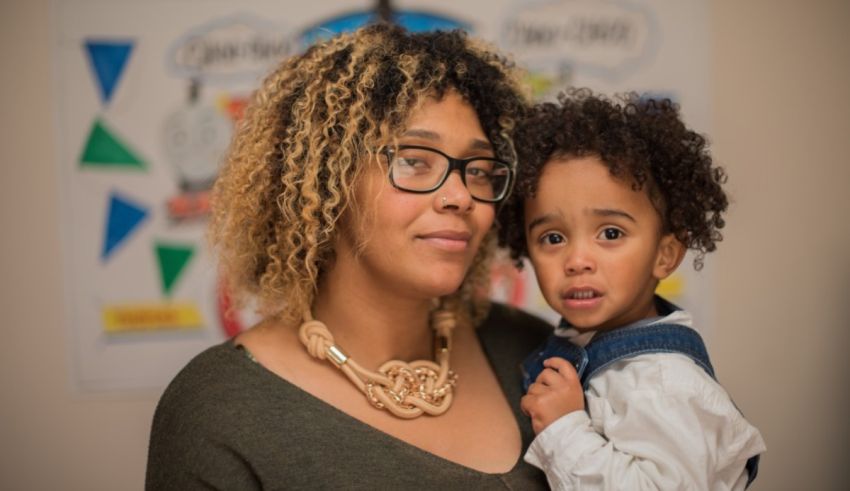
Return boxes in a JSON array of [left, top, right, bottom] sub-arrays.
[[563, 244, 595, 275]]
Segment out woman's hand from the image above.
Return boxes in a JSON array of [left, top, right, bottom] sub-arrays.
[[521, 357, 585, 434]]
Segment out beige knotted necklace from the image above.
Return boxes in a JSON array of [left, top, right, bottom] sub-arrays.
[[298, 307, 458, 419]]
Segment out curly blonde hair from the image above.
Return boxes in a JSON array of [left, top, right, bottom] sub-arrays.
[[210, 24, 529, 326]]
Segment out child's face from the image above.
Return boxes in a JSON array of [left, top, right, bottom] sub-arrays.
[[524, 156, 683, 331]]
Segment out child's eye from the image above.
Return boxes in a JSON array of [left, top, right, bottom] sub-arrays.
[[539, 232, 565, 245], [598, 227, 624, 240]]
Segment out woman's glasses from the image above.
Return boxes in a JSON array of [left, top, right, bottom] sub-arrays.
[[382, 145, 514, 203]]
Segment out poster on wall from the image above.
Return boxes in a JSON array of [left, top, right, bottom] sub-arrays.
[[53, 0, 711, 392]]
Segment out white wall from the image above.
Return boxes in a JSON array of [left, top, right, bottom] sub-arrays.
[[1, 0, 848, 489], [710, 1, 850, 488]]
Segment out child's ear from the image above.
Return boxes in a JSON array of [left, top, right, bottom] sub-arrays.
[[653, 234, 686, 280]]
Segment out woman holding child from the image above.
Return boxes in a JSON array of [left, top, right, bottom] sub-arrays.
[[147, 22, 765, 490]]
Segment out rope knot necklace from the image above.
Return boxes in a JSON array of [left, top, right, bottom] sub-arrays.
[[297, 307, 458, 419]]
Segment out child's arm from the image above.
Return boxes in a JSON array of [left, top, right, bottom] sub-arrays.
[[522, 354, 765, 491]]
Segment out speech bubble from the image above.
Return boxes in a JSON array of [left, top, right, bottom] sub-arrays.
[[501, 0, 659, 81]]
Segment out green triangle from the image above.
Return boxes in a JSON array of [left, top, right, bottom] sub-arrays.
[[155, 243, 195, 297], [80, 118, 145, 168]]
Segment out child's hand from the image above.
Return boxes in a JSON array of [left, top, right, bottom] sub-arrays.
[[521, 357, 585, 434]]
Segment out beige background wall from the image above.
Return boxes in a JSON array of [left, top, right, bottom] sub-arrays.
[[1, 0, 848, 489]]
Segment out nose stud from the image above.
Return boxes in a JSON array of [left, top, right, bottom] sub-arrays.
[[441, 196, 448, 208]]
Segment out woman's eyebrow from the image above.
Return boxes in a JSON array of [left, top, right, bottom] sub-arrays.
[[402, 128, 441, 141], [470, 139, 493, 152], [402, 129, 493, 152]]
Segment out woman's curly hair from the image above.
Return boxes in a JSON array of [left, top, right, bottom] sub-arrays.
[[498, 88, 728, 270], [210, 23, 529, 326]]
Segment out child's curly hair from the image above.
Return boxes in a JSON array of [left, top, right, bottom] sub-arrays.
[[210, 24, 529, 326], [498, 89, 727, 270]]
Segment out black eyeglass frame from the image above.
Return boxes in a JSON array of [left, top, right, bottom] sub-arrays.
[[381, 145, 515, 203]]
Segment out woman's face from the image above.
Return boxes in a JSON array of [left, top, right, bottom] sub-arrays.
[[337, 90, 497, 300]]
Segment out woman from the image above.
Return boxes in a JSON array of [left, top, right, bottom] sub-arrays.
[[147, 24, 551, 489]]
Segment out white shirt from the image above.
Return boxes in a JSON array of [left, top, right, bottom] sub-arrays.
[[525, 312, 766, 491]]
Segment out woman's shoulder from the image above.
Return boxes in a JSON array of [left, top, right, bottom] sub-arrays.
[[152, 343, 252, 424], [157, 342, 244, 394], [151, 341, 307, 433], [148, 341, 323, 488], [148, 342, 318, 462]]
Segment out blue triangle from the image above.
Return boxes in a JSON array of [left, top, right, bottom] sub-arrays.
[[102, 192, 149, 260], [84, 40, 134, 105]]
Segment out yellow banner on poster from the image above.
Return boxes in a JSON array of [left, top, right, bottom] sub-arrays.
[[102, 303, 204, 333]]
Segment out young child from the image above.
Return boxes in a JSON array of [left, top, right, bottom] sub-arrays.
[[498, 90, 765, 490]]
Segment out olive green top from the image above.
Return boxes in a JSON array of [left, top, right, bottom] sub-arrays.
[[146, 304, 552, 490]]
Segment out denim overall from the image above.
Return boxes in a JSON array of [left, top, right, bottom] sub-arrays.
[[521, 305, 760, 487]]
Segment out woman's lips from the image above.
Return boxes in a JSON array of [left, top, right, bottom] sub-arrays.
[[417, 230, 472, 252]]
